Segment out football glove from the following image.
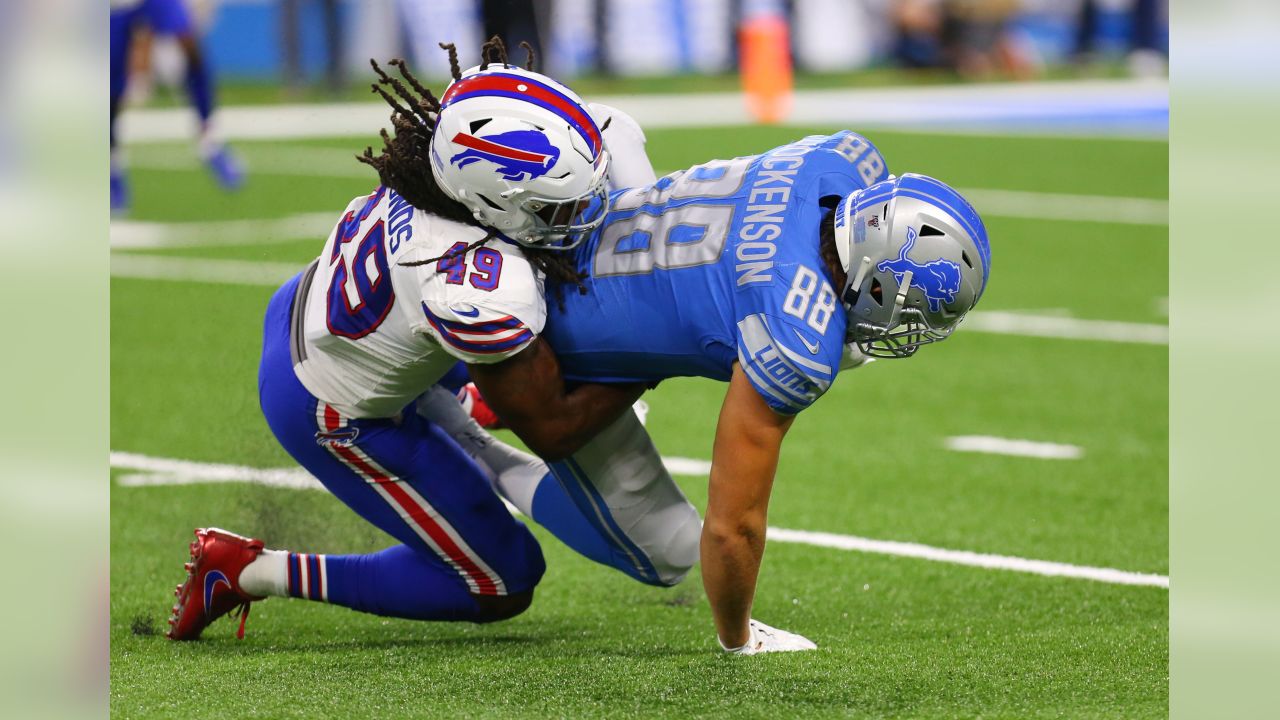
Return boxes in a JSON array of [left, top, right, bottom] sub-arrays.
[[718, 619, 817, 656]]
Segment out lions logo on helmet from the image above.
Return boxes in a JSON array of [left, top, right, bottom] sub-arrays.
[[876, 226, 964, 313]]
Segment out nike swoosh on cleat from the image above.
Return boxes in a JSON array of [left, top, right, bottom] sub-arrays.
[[793, 328, 821, 355], [203, 570, 232, 615], [452, 304, 481, 318]]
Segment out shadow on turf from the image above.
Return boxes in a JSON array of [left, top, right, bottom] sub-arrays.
[[148, 627, 704, 659]]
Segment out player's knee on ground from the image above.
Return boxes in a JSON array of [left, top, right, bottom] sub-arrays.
[[471, 589, 535, 623]]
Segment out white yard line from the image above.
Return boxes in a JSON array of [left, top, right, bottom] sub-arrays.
[[110, 212, 338, 249], [960, 188, 1166, 226], [127, 143, 371, 180], [118, 79, 1167, 142], [944, 436, 1084, 460], [110, 450, 1167, 589], [766, 528, 1167, 588], [109, 451, 710, 488], [109, 254, 1169, 346], [962, 311, 1169, 345], [111, 253, 303, 286], [110, 183, 1167, 253]]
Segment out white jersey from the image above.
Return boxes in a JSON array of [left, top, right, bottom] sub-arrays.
[[292, 187, 545, 418]]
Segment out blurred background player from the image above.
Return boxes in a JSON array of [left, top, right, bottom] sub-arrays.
[[110, 0, 243, 214]]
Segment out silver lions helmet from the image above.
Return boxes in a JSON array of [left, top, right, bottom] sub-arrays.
[[832, 173, 991, 358]]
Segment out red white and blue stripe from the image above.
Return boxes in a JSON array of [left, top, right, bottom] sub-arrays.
[[440, 72, 602, 159], [287, 552, 328, 601], [421, 304, 534, 356], [314, 401, 507, 595]]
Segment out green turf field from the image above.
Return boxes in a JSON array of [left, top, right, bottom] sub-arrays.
[[110, 122, 1168, 718]]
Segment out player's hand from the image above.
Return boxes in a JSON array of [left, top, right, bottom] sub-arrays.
[[718, 619, 817, 655]]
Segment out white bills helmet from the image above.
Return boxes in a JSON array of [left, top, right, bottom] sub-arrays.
[[428, 64, 611, 250], [832, 173, 991, 358]]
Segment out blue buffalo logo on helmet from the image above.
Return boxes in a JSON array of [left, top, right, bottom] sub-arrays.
[[877, 226, 963, 312], [449, 129, 561, 182]]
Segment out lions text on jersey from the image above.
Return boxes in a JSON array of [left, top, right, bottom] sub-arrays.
[[542, 131, 890, 415], [293, 186, 546, 418]]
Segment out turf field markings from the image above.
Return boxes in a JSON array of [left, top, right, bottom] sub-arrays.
[[661, 457, 714, 475], [959, 188, 1167, 226], [114, 181, 1170, 255], [119, 79, 1167, 142], [111, 212, 338, 249], [963, 311, 1168, 345], [110, 451, 710, 489], [944, 435, 1084, 460], [111, 254, 303, 285], [111, 451, 1168, 589], [128, 143, 370, 180], [130, 143, 1170, 228], [766, 528, 1167, 588], [108, 255, 1172, 346]]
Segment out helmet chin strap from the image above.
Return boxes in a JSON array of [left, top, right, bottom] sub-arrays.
[[847, 256, 872, 297], [886, 270, 913, 328]]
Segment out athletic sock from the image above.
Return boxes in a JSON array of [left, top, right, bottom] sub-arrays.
[[184, 56, 215, 126], [238, 549, 288, 597]]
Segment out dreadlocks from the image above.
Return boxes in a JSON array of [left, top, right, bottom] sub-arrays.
[[356, 39, 587, 304]]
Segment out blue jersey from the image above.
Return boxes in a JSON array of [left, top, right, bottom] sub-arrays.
[[543, 131, 890, 415]]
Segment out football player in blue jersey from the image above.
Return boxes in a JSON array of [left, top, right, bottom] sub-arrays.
[[110, 0, 243, 214], [449, 132, 992, 654]]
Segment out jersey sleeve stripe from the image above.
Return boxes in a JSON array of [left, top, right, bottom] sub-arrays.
[[422, 305, 525, 335], [422, 303, 533, 355], [736, 314, 833, 414], [738, 358, 807, 414]]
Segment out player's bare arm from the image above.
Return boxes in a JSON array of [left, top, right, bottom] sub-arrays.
[[467, 338, 645, 460], [702, 363, 793, 648]]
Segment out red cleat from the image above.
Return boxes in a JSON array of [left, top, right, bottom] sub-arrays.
[[458, 382, 504, 429], [166, 528, 265, 641]]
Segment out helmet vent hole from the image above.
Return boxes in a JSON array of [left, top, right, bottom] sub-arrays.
[[869, 278, 884, 305], [961, 251, 973, 268], [919, 224, 945, 237], [468, 118, 493, 134], [475, 193, 504, 211]]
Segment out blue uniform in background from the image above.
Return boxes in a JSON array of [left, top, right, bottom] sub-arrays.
[[544, 131, 890, 414], [111, 0, 235, 214], [110, 0, 196, 109]]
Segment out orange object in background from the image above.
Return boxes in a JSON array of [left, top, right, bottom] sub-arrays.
[[740, 13, 793, 124]]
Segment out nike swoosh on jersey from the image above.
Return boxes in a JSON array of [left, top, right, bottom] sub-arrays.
[[452, 304, 481, 318], [793, 328, 821, 355]]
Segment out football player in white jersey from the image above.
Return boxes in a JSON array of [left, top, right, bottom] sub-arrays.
[[167, 41, 701, 641]]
